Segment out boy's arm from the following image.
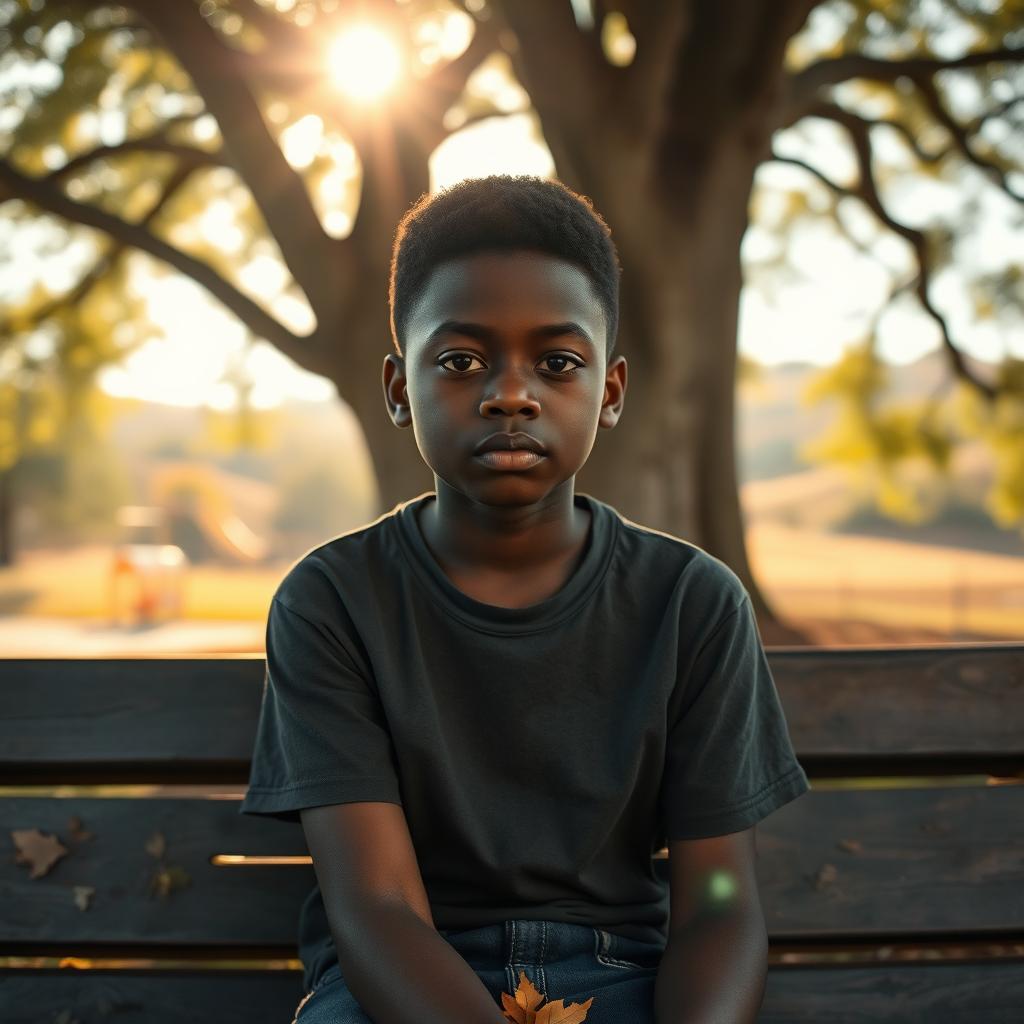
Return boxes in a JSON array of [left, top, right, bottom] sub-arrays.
[[302, 802, 507, 1024], [655, 828, 769, 1024]]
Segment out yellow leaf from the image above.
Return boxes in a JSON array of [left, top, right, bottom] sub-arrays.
[[499, 971, 594, 1024]]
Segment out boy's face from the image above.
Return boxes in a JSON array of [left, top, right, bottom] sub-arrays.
[[383, 249, 626, 505]]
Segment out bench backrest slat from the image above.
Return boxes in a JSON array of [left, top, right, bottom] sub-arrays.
[[770, 645, 1024, 760], [2, 646, 1022, 782]]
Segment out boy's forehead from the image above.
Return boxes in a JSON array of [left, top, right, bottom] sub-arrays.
[[408, 250, 605, 342]]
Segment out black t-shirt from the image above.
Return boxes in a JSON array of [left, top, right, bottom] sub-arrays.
[[240, 490, 810, 990]]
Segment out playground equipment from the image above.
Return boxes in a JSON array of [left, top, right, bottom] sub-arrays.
[[149, 463, 269, 565], [108, 465, 269, 626], [110, 505, 187, 626]]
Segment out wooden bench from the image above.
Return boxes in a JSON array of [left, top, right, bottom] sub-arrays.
[[2, 643, 1023, 1022]]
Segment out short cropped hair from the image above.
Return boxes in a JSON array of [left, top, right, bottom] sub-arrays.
[[388, 175, 620, 360]]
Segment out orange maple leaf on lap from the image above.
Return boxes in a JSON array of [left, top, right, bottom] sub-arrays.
[[499, 970, 594, 1023]]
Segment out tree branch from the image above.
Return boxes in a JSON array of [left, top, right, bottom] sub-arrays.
[[968, 94, 1023, 133], [0, 157, 329, 375], [782, 40, 1023, 209], [123, 0, 337, 315], [443, 104, 532, 136], [736, 0, 818, 119], [489, 0, 614, 167], [226, 0, 311, 55], [2, 163, 198, 338], [610, 0, 689, 139], [421, 9, 502, 112], [767, 151, 880, 260], [47, 135, 224, 182], [914, 77, 1023, 204], [769, 152, 852, 198], [789, 46, 1024, 112], [808, 101, 996, 400], [866, 116, 949, 165]]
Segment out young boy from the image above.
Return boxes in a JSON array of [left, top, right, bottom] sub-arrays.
[[240, 175, 810, 1024]]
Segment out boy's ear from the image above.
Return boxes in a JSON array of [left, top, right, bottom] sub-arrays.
[[382, 354, 412, 428], [599, 354, 627, 428]]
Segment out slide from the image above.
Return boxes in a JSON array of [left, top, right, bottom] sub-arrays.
[[151, 463, 269, 565], [197, 507, 269, 563]]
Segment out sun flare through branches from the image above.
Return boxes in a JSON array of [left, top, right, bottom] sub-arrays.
[[327, 24, 403, 102]]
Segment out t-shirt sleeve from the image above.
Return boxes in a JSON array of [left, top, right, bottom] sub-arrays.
[[239, 590, 403, 824], [660, 592, 810, 840]]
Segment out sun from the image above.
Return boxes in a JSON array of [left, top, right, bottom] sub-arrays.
[[328, 25, 403, 102]]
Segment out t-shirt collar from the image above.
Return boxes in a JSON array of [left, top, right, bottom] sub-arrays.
[[393, 490, 617, 635]]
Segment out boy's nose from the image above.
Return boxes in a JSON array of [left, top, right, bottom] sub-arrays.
[[479, 390, 541, 418], [481, 395, 544, 419]]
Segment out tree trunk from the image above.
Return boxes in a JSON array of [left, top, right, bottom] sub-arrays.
[[574, 227, 770, 617], [322, 247, 435, 519], [479, 0, 822, 641], [0, 466, 13, 567], [564, 127, 799, 630], [320, 132, 805, 638], [341, 333, 435, 518]]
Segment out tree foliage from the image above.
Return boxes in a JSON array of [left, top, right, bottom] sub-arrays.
[[0, 0, 1022, 561], [752, 0, 1024, 531]]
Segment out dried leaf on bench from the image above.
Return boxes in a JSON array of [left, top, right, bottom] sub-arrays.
[[73, 885, 95, 911], [144, 830, 166, 859], [499, 969, 594, 1023], [836, 838, 863, 854], [11, 828, 69, 879], [143, 829, 190, 900], [812, 863, 838, 890], [67, 815, 94, 844], [148, 864, 191, 901]]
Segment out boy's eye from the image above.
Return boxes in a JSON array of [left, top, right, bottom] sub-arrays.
[[541, 355, 583, 375], [438, 353, 483, 374], [438, 353, 583, 375]]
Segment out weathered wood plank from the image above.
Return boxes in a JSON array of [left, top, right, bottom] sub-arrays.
[[1, 797, 312, 949], [0, 658, 264, 782], [759, 959, 1024, 1022], [747, 782, 1024, 940], [769, 645, 1024, 764], [2, 647, 1022, 782], [0, 971, 307, 1024], [3, 785, 1024, 948], [1, 960, 1022, 1023]]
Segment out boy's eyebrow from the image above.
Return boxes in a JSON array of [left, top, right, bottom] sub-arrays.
[[425, 320, 596, 349]]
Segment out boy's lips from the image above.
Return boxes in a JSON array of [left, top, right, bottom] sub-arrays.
[[474, 450, 546, 470], [473, 431, 547, 455]]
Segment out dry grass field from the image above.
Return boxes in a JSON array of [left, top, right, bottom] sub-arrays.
[[747, 522, 1024, 642], [2, 443, 1022, 647], [1, 516, 1021, 647], [0, 544, 291, 621]]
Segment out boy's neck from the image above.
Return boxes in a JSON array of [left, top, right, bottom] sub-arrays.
[[416, 486, 592, 584]]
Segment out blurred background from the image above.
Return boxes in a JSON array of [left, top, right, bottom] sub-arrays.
[[0, 0, 1022, 654]]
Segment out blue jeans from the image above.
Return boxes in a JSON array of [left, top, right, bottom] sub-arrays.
[[292, 918, 664, 1023]]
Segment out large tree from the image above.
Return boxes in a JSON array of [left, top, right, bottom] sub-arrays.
[[1, 0, 1021, 629]]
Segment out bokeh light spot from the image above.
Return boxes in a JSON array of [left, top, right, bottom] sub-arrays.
[[328, 26, 402, 102], [707, 869, 738, 906]]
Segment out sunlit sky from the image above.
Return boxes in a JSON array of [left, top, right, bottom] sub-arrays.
[[2, 8, 1022, 411]]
